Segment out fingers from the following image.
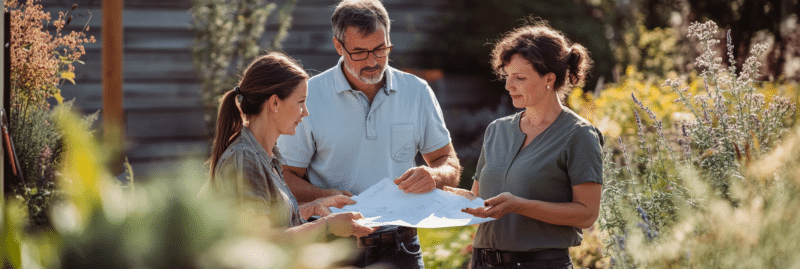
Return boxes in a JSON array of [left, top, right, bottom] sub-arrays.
[[397, 169, 421, 190], [394, 169, 414, 185], [340, 190, 354, 197], [339, 196, 357, 206], [396, 169, 436, 193], [317, 205, 332, 217], [326, 195, 356, 208], [352, 224, 377, 237], [484, 195, 505, 207], [404, 179, 436, 193], [461, 207, 489, 218], [348, 212, 364, 220]]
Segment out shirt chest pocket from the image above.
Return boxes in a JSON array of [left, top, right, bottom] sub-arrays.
[[391, 124, 415, 163]]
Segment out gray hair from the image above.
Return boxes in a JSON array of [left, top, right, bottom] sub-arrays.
[[331, 0, 391, 42]]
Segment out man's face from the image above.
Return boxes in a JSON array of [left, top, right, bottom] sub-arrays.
[[335, 26, 390, 85]]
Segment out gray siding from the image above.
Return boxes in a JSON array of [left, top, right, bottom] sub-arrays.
[[42, 0, 469, 180]]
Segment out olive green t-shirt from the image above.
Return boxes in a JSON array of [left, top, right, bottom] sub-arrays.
[[473, 108, 604, 251]]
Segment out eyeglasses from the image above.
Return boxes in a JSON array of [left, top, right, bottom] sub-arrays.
[[338, 39, 393, 61]]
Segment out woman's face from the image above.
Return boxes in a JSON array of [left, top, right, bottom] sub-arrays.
[[275, 80, 309, 135], [503, 54, 553, 109]]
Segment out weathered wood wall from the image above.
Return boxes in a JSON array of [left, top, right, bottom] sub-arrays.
[[41, 0, 468, 180]]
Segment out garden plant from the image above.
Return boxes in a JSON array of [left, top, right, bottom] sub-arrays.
[[3, 0, 95, 229]]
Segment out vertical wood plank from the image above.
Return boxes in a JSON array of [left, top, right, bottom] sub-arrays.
[[1, 10, 7, 202], [103, 0, 125, 172]]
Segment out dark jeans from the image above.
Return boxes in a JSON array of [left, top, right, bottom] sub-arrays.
[[470, 249, 573, 269], [351, 226, 424, 269]]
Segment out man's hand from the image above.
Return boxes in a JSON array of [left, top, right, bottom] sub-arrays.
[[393, 166, 437, 194], [315, 194, 357, 209], [461, 192, 521, 219]]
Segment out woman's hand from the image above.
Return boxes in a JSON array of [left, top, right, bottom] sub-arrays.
[[316, 194, 357, 209], [323, 212, 377, 237], [301, 195, 357, 219], [300, 201, 330, 219], [444, 186, 478, 200], [461, 192, 522, 219]]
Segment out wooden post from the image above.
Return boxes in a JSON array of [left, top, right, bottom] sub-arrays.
[[103, 0, 124, 172], [1, 10, 6, 205]]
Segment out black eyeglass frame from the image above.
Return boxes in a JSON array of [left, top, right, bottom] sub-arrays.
[[337, 39, 393, 61]]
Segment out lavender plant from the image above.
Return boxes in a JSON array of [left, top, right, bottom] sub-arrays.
[[667, 21, 795, 199], [599, 20, 796, 268]]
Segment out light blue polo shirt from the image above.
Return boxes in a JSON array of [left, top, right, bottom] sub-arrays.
[[276, 57, 451, 195]]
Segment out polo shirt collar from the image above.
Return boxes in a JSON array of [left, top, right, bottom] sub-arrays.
[[332, 57, 396, 95]]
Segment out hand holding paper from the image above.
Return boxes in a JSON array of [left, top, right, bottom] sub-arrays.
[[330, 178, 495, 228]]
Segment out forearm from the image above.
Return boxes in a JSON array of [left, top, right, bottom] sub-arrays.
[[282, 218, 327, 239], [428, 154, 461, 189], [514, 199, 598, 229], [282, 169, 332, 203]]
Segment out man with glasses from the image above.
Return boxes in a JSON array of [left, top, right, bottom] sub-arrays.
[[277, 0, 461, 267]]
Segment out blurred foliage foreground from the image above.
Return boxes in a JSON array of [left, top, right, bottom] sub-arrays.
[[2, 107, 357, 268]]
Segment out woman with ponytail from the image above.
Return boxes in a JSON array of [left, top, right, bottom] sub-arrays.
[[453, 20, 603, 268], [206, 52, 375, 238]]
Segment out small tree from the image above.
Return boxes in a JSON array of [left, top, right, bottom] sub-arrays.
[[191, 0, 298, 137]]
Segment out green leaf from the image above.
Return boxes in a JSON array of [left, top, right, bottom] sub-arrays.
[[2, 204, 24, 269]]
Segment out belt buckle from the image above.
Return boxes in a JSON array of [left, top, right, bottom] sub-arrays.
[[482, 250, 503, 267], [380, 232, 394, 245]]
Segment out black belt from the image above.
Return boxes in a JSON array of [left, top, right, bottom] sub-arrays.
[[358, 226, 417, 248], [477, 248, 569, 265]]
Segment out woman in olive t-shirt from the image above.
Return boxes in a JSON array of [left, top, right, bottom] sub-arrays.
[[457, 22, 604, 269]]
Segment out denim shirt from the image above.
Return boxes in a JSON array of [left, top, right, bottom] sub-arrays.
[[211, 127, 305, 228]]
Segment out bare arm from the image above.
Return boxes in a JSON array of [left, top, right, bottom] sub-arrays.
[[280, 212, 375, 239], [394, 143, 462, 193], [463, 182, 602, 229], [422, 143, 462, 189], [282, 165, 352, 204]]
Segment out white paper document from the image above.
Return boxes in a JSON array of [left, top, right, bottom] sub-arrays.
[[329, 178, 495, 228]]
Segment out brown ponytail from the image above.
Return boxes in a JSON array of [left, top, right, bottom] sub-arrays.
[[208, 52, 309, 179], [209, 89, 244, 179]]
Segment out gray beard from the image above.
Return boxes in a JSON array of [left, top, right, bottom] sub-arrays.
[[345, 61, 386, 85]]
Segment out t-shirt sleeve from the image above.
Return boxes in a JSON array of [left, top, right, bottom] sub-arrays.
[[566, 126, 605, 186], [419, 82, 452, 154], [276, 117, 315, 168], [472, 122, 493, 182]]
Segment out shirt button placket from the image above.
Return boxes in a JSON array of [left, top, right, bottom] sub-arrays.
[[359, 93, 377, 140]]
